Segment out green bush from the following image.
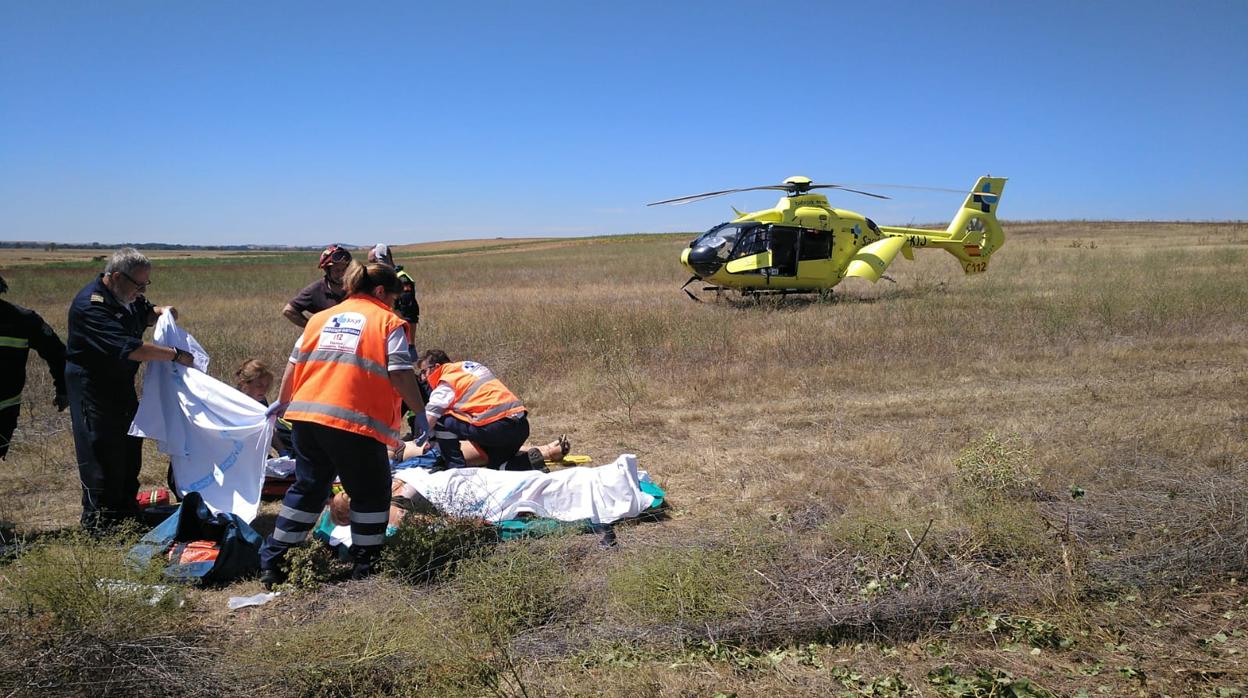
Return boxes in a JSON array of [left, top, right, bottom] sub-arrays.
[[607, 545, 760, 624], [4, 530, 183, 633], [955, 500, 1053, 566], [946, 433, 1053, 566], [821, 508, 947, 560], [452, 541, 567, 637], [381, 513, 499, 584], [0, 531, 217, 697], [952, 433, 1038, 503], [281, 541, 343, 592], [228, 595, 498, 698]]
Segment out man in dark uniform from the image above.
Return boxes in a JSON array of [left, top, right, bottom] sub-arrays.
[[282, 244, 351, 328], [367, 243, 423, 437], [0, 274, 68, 459], [66, 248, 194, 531], [367, 244, 419, 325]]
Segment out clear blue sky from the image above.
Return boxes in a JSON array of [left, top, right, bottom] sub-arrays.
[[2, 1, 1245, 245]]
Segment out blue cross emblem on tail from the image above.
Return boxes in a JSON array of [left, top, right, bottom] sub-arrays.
[[972, 182, 998, 213]]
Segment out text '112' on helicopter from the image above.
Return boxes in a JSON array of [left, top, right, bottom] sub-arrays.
[[649, 175, 1007, 300]]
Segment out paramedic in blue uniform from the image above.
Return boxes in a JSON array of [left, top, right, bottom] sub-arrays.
[[66, 248, 194, 532], [0, 274, 68, 459]]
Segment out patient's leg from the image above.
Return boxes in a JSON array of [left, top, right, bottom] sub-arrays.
[[531, 438, 569, 461], [395, 439, 490, 467], [461, 441, 489, 466]]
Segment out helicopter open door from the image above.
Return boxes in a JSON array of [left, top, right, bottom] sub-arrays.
[[722, 225, 825, 278]]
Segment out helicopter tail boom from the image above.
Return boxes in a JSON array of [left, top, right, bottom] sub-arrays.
[[940, 176, 1006, 274], [878, 176, 1007, 275]]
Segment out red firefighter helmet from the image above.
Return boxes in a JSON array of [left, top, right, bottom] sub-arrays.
[[318, 244, 352, 270]]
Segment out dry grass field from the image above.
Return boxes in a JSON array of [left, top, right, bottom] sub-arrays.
[[1, 221, 1246, 696]]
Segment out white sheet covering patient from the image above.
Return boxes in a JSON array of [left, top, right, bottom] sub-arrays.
[[324, 454, 655, 547]]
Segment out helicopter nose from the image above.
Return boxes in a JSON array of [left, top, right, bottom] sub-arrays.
[[684, 245, 722, 278]]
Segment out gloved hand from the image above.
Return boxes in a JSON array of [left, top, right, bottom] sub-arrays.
[[54, 393, 69, 412], [265, 401, 289, 418]]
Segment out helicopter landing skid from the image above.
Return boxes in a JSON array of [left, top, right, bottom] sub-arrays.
[[680, 275, 709, 302], [739, 288, 827, 297]]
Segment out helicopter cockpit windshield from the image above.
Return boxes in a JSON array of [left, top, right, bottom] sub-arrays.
[[686, 222, 761, 277]]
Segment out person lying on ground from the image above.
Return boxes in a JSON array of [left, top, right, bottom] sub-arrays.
[[388, 433, 571, 470], [330, 434, 572, 530]]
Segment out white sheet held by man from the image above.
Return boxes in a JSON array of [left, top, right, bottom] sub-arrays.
[[129, 313, 271, 522]]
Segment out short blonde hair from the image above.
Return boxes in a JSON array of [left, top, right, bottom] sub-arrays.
[[234, 359, 273, 387]]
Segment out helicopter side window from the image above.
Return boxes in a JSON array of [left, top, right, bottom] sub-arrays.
[[798, 228, 832, 260], [692, 223, 748, 261], [729, 227, 771, 260]]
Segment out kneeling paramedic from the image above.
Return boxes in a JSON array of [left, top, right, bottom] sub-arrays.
[[261, 262, 429, 586], [417, 349, 540, 471]]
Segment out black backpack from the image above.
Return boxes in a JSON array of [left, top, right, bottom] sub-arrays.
[[127, 491, 262, 585]]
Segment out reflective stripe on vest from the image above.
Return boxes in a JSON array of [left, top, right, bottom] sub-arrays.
[[434, 362, 526, 427], [285, 400, 403, 444], [0, 394, 21, 410], [291, 348, 389, 380], [0, 336, 30, 349], [456, 369, 497, 404], [285, 295, 408, 446]]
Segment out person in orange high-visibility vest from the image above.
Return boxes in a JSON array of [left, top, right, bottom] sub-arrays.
[[417, 349, 537, 471], [260, 261, 429, 588]]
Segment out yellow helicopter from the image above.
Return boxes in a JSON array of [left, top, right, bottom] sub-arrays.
[[649, 175, 1007, 300]]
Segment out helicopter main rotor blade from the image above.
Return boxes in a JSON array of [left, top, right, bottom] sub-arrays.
[[646, 185, 789, 206], [808, 184, 891, 200], [837, 183, 971, 194]]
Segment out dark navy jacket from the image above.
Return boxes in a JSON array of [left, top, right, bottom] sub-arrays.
[[0, 300, 66, 409], [66, 274, 154, 416]]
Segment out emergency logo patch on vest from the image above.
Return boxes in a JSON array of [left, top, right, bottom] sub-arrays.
[[319, 312, 365, 353]]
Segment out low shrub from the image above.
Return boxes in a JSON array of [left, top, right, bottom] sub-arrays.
[[954, 499, 1053, 566], [821, 508, 949, 560], [607, 544, 761, 624], [452, 541, 568, 637], [0, 531, 219, 697], [3, 529, 182, 635], [381, 513, 500, 584], [952, 432, 1039, 504], [281, 541, 343, 592], [228, 595, 494, 697]]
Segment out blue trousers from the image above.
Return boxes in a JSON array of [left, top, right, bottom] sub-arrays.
[[260, 421, 391, 571], [434, 413, 531, 469]]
